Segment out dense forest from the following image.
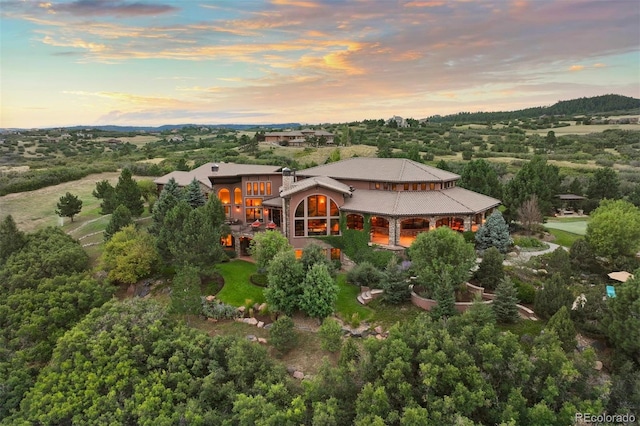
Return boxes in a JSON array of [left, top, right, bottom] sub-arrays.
[[427, 94, 640, 123]]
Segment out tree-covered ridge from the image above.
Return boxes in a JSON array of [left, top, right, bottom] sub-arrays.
[[428, 94, 640, 123]]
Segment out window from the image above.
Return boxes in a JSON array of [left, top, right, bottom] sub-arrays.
[[218, 188, 231, 204], [421, 183, 427, 190], [292, 194, 340, 237], [245, 198, 263, 222], [403, 183, 409, 191], [347, 214, 364, 230], [374, 183, 381, 190], [246, 180, 273, 195], [430, 183, 435, 190], [392, 184, 397, 191], [234, 188, 242, 204], [412, 183, 418, 190]]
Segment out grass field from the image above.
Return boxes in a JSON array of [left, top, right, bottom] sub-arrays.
[[335, 274, 374, 323], [94, 135, 161, 147], [544, 219, 588, 235], [215, 260, 265, 307], [259, 144, 377, 164], [0, 171, 154, 233]]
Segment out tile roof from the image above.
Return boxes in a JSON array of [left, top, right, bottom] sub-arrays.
[[341, 187, 500, 216], [298, 158, 459, 182], [153, 162, 282, 188], [262, 196, 283, 207], [280, 175, 353, 197]]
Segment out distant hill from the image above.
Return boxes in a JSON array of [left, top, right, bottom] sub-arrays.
[[59, 123, 302, 132], [427, 94, 640, 124]]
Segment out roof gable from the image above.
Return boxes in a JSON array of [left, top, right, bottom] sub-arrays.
[[280, 175, 352, 197]]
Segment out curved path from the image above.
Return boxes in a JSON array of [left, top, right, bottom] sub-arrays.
[[504, 242, 564, 265]]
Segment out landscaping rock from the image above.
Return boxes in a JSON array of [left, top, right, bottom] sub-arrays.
[[207, 318, 218, 323], [244, 317, 258, 325], [205, 295, 216, 302], [257, 303, 267, 312], [258, 337, 267, 344], [246, 335, 257, 342], [257, 321, 265, 328], [293, 371, 304, 380], [286, 366, 296, 374], [594, 361, 603, 371], [375, 334, 384, 340], [238, 306, 246, 313], [374, 326, 383, 335], [235, 317, 244, 323]]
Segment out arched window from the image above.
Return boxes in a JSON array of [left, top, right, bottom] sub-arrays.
[[293, 194, 340, 237], [218, 188, 231, 218], [346, 214, 364, 230]]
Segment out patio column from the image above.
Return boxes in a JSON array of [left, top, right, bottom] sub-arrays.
[[464, 216, 472, 232], [388, 217, 399, 246]]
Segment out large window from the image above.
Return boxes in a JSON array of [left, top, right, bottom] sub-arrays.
[[245, 198, 263, 222], [246, 181, 272, 196], [346, 214, 364, 230], [218, 189, 231, 218], [293, 194, 340, 237]]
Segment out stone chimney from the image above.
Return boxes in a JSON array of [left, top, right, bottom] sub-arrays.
[[282, 167, 293, 190]]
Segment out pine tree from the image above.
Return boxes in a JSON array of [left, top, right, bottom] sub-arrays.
[[269, 315, 298, 355], [381, 256, 411, 304], [546, 306, 576, 352], [184, 178, 206, 209], [55, 192, 83, 222], [534, 275, 573, 320], [104, 205, 133, 241], [115, 168, 144, 217], [474, 246, 504, 291], [431, 272, 457, 320], [0, 215, 25, 264], [475, 210, 512, 253], [150, 177, 182, 234], [92, 180, 117, 214], [493, 277, 519, 324]]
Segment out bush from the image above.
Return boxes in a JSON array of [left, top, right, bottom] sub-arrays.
[[319, 318, 343, 352], [514, 280, 536, 304], [346, 262, 383, 288], [269, 316, 298, 355], [249, 273, 268, 287], [513, 236, 546, 249], [201, 298, 241, 320], [474, 247, 504, 291], [223, 248, 237, 259]]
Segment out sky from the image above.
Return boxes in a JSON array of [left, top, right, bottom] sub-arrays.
[[1, 0, 639, 128]]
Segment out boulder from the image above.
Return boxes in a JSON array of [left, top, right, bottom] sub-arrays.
[[374, 326, 383, 335], [238, 306, 246, 313], [258, 303, 267, 312], [246, 335, 257, 342], [292, 371, 304, 380], [205, 295, 216, 302], [244, 317, 258, 325], [594, 361, 603, 371], [257, 321, 265, 328], [258, 337, 267, 344]]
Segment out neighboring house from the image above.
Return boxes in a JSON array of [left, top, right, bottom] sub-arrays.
[[154, 158, 501, 258], [264, 129, 334, 146]]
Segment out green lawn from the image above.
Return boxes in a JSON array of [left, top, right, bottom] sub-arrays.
[[216, 260, 265, 307], [544, 220, 588, 235], [335, 274, 374, 323], [545, 228, 584, 247]]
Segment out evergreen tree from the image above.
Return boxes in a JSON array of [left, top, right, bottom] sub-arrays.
[[0, 215, 25, 264], [503, 156, 560, 219], [300, 243, 332, 273], [431, 272, 457, 320], [170, 264, 202, 323], [603, 274, 640, 364], [157, 200, 191, 262], [184, 178, 206, 208], [474, 246, 504, 291], [104, 205, 133, 241], [265, 250, 305, 315], [475, 210, 512, 253], [534, 275, 573, 320], [458, 159, 503, 199], [269, 315, 298, 355], [150, 177, 182, 234], [115, 168, 144, 217], [300, 263, 339, 319], [587, 167, 620, 201], [55, 192, 83, 222], [92, 180, 117, 214], [493, 277, 519, 324], [319, 318, 343, 353], [380, 256, 411, 304], [545, 306, 576, 352]]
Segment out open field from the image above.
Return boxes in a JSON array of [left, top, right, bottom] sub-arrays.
[[0, 171, 152, 233], [94, 135, 161, 146], [527, 122, 640, 135], [259, 144, 377, 164]]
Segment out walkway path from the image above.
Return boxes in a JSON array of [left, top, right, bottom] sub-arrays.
[[504, 242, 564, 265]]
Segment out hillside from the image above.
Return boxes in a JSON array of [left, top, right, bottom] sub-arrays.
[[428, 94, 640, 124]]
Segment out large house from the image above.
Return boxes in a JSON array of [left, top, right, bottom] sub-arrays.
[[154, 158, 500, 259], [264, 129, 334, 146]]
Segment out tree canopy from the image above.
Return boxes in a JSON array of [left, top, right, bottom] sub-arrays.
[[55, 192, 83, 222], [585, 199, 640, 261], [409, 226, 476, 291], [475, 210, 512, 253], [249, 231, 292, 272], [504, 156, 560, 218], [101, 225, 159, 284], [458, 159, 503, 199]]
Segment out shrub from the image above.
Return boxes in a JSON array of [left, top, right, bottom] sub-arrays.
[[347, 262, 383, 288], [513, 236, 546, 249], [534, 275, 573, 320], [475, 210, 512, 253], [514, 280, 536, 304], [201, 298, 241, 320], [269, 316, 298, 355], [223, 248, 237, 259], [474, 247, 504, 291], [319, 318, 343, 352]]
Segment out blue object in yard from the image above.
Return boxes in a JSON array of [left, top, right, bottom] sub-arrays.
[[606, 285, 616, 298]]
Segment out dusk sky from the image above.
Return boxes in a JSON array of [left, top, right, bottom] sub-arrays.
[[1, 0, 639, 128]]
